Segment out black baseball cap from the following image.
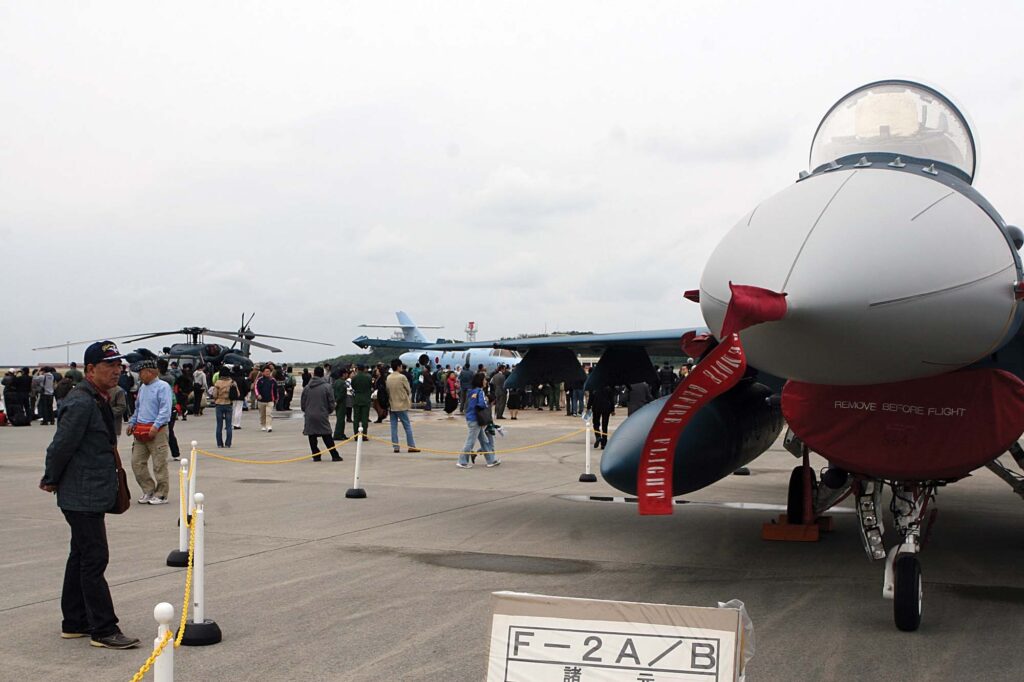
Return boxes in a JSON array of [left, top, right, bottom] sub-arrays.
[[84, 340, 125, 367]]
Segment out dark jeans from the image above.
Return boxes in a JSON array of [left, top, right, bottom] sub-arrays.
[[215, 404, 233, 447], [61, 510, 119, 638], [593, 411, 611, 446], [39, 394, 55, 423], [309, 434, 338, 460], [192, 387, 204, 415], [167, 410, 180, 458]]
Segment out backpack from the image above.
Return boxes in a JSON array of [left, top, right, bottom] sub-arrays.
[[228, 382, 241, 401], [54, 378, 74, 400]]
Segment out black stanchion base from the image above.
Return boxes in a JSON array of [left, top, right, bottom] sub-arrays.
[[578, 473, 598, 483], [345, 488, 367, 499], [178, 619, 222, 646], [166, 549, 189, 567]]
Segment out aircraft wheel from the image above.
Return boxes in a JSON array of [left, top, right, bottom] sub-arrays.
[[893, 554, 922, 632], [786, 466, 817, 524]]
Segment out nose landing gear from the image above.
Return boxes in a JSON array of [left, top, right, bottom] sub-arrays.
[[857, 481, 936, 631]]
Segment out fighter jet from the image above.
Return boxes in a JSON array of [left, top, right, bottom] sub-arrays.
[[429, 80, 1024, 631]]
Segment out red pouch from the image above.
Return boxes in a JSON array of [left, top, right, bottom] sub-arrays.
[[133, 422, 156, 442]]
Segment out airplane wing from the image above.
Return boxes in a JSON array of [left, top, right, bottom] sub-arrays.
[[420, 328, 706, 356]]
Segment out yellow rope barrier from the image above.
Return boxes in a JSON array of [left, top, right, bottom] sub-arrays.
[[129, 629, 173, 682], [364, 428, 587, 456], [174, 515, 197, 648], [189, 427, 600, 463], [195, 435, 355, 464], [128, 480, 196, 679], [178, 467, 187, 522]]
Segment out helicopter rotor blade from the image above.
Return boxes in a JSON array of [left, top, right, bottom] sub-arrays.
[[32, 331, 179, 351], [118, 331, 185, 344], [202, 330, 282, 352], [245, 333, 334, 346]]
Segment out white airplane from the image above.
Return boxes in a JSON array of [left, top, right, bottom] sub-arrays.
[[353, 311, 521, 374]]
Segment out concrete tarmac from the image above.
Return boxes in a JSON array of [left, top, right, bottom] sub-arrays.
[[2, 403, 1023, 680]]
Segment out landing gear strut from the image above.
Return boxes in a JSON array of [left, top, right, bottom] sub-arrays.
[[857, 480, 936, 631]]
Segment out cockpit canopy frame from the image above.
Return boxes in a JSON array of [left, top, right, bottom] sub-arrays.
[[809, 80, 976, 183]]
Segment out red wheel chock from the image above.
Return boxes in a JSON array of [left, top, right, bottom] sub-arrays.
[[761, 514, 833, 542]]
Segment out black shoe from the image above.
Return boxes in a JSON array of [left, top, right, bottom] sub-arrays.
[[331, 456, 343, 462], [90, 632, 140, 649], [312, 456, 322, 462]]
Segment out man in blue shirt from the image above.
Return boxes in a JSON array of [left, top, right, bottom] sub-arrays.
[[126, 359, 172, 505]]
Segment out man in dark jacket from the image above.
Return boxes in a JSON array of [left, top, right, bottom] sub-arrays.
[[301, 366, 340, 461], [39, 341, 140, 650], [491, 366, 508, 419], [458, 365, 474, 413], [626, 381, 654, 416], [587, 385, 617, 448], [254, 365, 277, 432]]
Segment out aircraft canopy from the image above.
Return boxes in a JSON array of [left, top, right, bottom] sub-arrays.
[[809, 80, 976, 182]]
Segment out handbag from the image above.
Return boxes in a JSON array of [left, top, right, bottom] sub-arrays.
[[474, 392, 493, 426], [109, 446, 131, 514]]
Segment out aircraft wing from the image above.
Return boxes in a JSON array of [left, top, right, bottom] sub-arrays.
[[420, 328, 706, 356], [352, 335, 430, 350]]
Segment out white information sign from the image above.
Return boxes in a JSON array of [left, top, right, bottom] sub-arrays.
[[487, 592, 742, 682]]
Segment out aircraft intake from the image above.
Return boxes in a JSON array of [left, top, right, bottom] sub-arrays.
[[600, 380, 783, 496]]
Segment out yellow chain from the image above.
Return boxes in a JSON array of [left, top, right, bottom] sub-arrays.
[[364, 428, 587, 455], [174, 515, 196, 648], [129, 629, 173, 682], [195, 435, 355, 464]]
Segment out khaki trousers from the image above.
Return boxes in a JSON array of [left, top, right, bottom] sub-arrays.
[[258, 401, 273, 428], [131, 428, 170, 498]]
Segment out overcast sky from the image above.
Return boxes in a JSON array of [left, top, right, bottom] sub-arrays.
[[3, 1, 1023, 365]]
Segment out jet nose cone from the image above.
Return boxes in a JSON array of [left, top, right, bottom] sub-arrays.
[[700, 169, 1019, 385]]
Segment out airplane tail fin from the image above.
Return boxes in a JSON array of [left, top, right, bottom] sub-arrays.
[[396, 311, 430, 345]]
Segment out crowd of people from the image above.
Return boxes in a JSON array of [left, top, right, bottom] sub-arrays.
[[30, 337, 699, 652]]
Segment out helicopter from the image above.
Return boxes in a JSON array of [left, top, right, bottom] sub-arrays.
[[33, 313, 333, 373]]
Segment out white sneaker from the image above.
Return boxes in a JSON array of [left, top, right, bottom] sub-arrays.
[[261, 427, 267, 432], [486, 460, 502, 468], [148, 496, 169, 505], [138, 492, 153, 503], [267, 427, 272, 432], [455, 462, 472, 469]]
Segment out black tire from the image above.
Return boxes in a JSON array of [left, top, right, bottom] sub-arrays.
[[894, 554, 923, 631], [786, 466, 817, 524]]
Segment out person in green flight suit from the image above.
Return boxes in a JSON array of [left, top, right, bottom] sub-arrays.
[[332, 368, 350, 440], [350, 364, 373, 440]]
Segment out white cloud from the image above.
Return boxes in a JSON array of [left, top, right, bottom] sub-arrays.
[[469, 166, 598, 226], [2, 1, 1024, 364]]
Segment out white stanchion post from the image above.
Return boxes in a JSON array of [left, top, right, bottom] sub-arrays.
[[194, 493, 205, 623], [187, 441, 198, 519], [153, 602, 174, 682], [179, 492, 222, 646], [580, 418, 597, 482], [166, 458, 190, 566], [346, 427, 367, 498]]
